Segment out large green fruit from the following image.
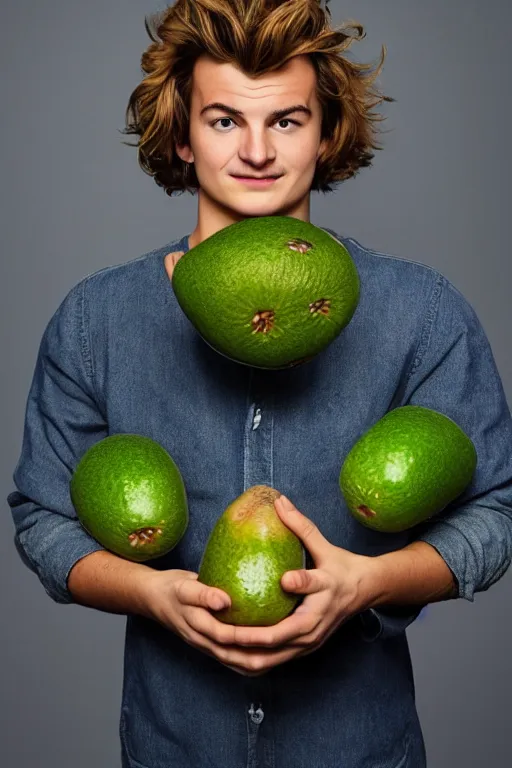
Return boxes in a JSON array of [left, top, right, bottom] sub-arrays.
[[70, 434, 188, 561], [198, 485, 305, 626], [172, 216, 359, 369], [339, 406, 477, 533]]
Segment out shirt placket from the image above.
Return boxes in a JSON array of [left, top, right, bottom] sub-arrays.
[[244, 681, 275, 768], [243, 369, 274, 490], [243, 369, 275, 768]]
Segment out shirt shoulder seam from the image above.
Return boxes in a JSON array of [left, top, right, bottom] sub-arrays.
[[73, 240, 182, 389], [406, 273, 445, 382], [77, 278, 94, 382], [340, 234, 442, 275]]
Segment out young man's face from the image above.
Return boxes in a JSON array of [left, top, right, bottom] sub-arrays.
[[176, 53, 328, 240]]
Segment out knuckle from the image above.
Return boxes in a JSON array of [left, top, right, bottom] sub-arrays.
[[198, 585, 211, 606], [302, 522, 318, 542], [296, 623, 318, 644], [307, 619, 319, 635], [214, 645, 230, 662], [175, 580, 188, 603], [310, 628, 325, 645], [213, 626, 231, 645], [247, 655, 266, 672]]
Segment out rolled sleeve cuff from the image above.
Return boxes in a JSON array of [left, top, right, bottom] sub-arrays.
[[15, 519, 105, 604], [416, 520, 475, 602]]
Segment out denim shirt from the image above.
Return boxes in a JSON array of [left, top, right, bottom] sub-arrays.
[[8, 227, 512, 768]]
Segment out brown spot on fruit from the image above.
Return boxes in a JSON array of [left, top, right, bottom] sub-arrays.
[[309, 298, 331, 316], [252, 310, 275, 334], [128, 527, 164, 548], [357, 505, 377, 519], [230, 486, 280, 522], [287, 238, 313, 254]]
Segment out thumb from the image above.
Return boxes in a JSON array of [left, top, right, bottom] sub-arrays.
[[281, 568, 324, 595], [179, 577, 231, 612], [274, 495, 329, 562]]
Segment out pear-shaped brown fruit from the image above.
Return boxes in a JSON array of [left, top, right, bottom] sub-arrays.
[[198, 485, 305, 626]]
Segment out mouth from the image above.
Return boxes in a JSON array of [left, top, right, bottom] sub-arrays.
[[231, 175, 282, 186]]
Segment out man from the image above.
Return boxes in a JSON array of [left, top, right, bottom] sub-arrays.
[[9, 2, 512, 766]]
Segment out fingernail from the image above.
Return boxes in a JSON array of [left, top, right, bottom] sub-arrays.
[[278, 494, 293, 510], [211, 596, 226, 611]]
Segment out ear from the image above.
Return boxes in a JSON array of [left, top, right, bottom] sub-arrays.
[[317, 137, 328, 158], [176, 144, 194, 164]]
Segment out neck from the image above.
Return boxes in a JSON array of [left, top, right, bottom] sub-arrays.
[[187, 188, 312, 249]]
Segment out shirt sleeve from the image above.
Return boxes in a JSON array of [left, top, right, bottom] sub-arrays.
[[7, 280, 108, 604], [358, 273, 512, 642], [404, 275, 512, 601]]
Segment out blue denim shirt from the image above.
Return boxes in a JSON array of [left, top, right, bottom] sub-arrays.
[[8, 227, 512, 768]]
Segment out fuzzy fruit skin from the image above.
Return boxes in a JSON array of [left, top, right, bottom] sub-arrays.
[[339, 406, 477, 533], [172, 216, 360, 370], [70, 434, 188, 561], [198, 486, 305, 626]]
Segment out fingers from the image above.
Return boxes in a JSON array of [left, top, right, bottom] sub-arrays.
[[185, 605, 240, 646], [274, 495, 329, 561], [187, 611, 325, 674], [172, 585, 327, 675], [221, 664, 266, 677], [230, 609, 321, 648], [176, 576, 231, 613], [280, 568, 325, 595], [214, 642, 305, 675], [179, 608, 301, 674]]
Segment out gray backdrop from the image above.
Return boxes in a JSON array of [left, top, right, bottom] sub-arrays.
[[2, 1, 511, 766]]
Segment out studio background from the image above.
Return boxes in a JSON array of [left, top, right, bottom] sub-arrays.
[[1, 1, 511, 766]]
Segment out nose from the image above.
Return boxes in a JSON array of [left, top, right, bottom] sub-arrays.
[[237, 127, 277, 168]]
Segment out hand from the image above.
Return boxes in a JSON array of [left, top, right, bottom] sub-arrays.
[[142, 497, 376, 678], [142, 567, 238, 659], [205, 494, 376, 675], [141, 568, 285, 676]]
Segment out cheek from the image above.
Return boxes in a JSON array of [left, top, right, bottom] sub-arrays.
[[189, 127, 229, 164], [294, 138, 322, 164], [196, 141, 231, 169]]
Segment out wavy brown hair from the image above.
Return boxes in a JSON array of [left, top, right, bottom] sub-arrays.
[[123, 0, 392, 197]]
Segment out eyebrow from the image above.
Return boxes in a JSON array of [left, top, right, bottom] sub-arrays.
[[200, 102, 312, 120]]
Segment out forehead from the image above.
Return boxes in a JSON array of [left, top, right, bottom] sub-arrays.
[[191, 54, 318, 106]]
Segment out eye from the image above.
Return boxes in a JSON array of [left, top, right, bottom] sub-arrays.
[[211, 117, 302, 131]]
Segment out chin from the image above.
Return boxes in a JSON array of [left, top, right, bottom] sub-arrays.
[[222, 199, 285, 218]]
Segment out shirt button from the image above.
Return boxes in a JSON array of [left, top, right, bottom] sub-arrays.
[[252, 407, 262, 430], [248, 704, 264, 724]]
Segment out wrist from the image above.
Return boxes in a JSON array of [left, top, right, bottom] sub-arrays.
[[337, 554, 385, 617], [68, 550, 158, 618], [362, 542, 458, 610], [134, 567, 169, 621], [357, 554, 387, 612]]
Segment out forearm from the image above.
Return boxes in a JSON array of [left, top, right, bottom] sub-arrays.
[[365, 540, 458, 609], [67, 550, 156, 619]]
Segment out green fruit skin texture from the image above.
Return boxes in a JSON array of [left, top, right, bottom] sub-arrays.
[[70, 434, 188, 561], [339, 406, 477, 533], [198, 486, 305, 626], [172, 216, 360, 369]]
